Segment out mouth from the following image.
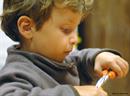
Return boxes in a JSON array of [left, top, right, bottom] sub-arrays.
[[65, 50, 72, 55]]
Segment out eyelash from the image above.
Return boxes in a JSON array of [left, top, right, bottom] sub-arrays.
[[61, 28, 72, 34]]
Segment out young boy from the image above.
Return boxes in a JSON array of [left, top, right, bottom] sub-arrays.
[[0, 0, 129, 96]]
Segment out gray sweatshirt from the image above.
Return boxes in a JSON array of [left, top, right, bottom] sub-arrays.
[[0, 45, 120, 96]]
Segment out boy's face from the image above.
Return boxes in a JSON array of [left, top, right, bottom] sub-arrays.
[[23, 7, 82, 62]]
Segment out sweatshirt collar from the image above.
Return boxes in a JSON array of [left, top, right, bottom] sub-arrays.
[[7, 45, 75, 70]]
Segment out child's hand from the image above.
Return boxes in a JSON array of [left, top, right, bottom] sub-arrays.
[[94, 52, 129, 78], [74, 86, 108, 96]]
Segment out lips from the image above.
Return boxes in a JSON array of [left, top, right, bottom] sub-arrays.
[[65, 50, 72, 55]]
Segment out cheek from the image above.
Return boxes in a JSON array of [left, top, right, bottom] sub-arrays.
[[52, 31, 69, 47], [55, 38, 67, 49], [51, 38, 68, 55], [60, 37, 69, 46]]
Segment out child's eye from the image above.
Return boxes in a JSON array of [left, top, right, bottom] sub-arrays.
[[60, 27, 72, 34], [63, 29, 72, 34]]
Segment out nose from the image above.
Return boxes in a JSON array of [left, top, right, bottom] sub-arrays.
[[70, 30, 78, 45]]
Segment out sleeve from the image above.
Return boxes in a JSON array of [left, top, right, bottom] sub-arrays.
[[65, 48, 121, 85], [0, 84, 79, 96], [0, 66, 80, 96]]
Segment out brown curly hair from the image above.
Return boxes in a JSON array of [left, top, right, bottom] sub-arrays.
[[1, 0, 94, 42]]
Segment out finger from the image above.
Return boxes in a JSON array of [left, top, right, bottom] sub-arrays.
[[119, 58, 129, 76], [115, 60, 127, 77], [94, 62, 103, 76], [116, 59, 129, 77], [116, 58, 129, 77], [109, 62, 123, 78]]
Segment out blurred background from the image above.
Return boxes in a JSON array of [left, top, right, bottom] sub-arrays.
[[0, 0, 130, 95], [78, 0, 130, 95]]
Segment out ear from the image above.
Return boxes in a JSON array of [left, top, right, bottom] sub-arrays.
[[17, 16, 35, 39]]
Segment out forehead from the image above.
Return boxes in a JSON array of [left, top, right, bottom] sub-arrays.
[[49, 7, 83, 26]]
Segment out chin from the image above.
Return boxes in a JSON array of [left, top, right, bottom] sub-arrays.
[[53, 57, 65, 63]]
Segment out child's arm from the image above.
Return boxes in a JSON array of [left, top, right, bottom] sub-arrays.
[[0, 66, 79, 96], [0, 63, 107, 96], [66, 48, 129, 84]]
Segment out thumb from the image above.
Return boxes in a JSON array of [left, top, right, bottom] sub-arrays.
[[94, 62, 103, 77]]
